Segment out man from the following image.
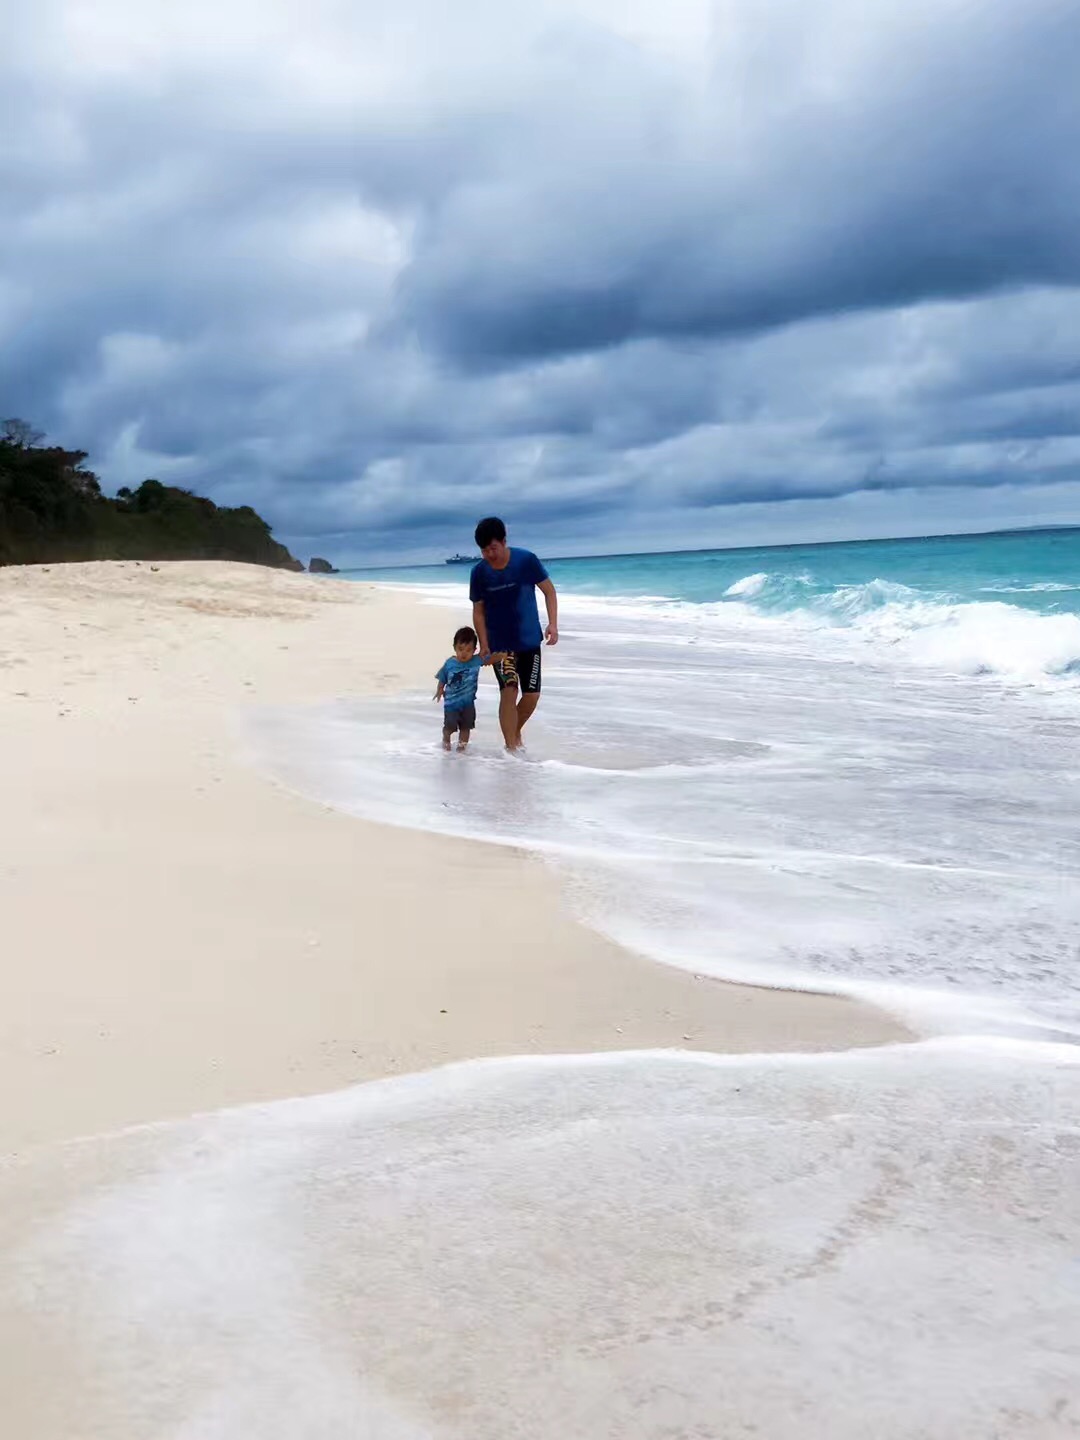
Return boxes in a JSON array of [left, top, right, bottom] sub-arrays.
[[470, 516, 558, 751]]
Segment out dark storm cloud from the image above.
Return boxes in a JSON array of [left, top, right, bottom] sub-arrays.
[[395, 1, 1080, 364], [3, 0, 1080, 563]]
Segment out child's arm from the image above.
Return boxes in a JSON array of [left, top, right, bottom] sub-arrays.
[[433, 661, 449, 702], [481, 651, 507, 666]]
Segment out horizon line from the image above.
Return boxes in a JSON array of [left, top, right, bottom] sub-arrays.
[[339, 519, 1080, 573]]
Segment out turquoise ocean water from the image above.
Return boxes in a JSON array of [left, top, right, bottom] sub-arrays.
[[258, 526, 1080, 1038], [353, 525, 1080, 629]]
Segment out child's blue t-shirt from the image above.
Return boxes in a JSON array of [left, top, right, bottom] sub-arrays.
[[436, 654, 483, 710]]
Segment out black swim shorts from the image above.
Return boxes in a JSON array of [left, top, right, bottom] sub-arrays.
[[493, 649, 542, 694], [442, 704, 476, 732]]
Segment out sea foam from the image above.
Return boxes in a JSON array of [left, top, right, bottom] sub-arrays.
[[846, 597, 1080, 680], [6, 1042, 1079, 1439], [712, 573, 1080, 680], [723, 569, 769, 597]]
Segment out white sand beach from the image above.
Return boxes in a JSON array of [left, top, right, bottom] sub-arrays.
[[3, 561, 1077, 1439], [0, 561, 903, 1152]]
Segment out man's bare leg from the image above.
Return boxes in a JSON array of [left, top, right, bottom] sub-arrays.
[[516, 692, 540, 745], [499, 685, 521, 750]]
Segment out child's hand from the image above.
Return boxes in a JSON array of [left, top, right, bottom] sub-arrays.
[[433, 687, 444, 702]]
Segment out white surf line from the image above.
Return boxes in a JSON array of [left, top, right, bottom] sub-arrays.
[[13, 1033, 1080, 1157]]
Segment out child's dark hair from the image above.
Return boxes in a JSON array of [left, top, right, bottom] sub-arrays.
[[454, 625, 478, 647]]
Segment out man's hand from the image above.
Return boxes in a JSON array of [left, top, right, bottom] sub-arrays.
[[538, 578, 558, 647]]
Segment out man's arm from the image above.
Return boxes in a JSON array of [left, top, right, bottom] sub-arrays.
[[538, 577, 559, 646], [473, 599, 491, 655]]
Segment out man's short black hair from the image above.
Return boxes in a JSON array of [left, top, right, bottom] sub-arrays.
[[474, 516, 506, 548], [454, 625, 478, 648]]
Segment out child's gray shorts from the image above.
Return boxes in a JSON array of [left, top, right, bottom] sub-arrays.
[[443, 704, 476, 732]]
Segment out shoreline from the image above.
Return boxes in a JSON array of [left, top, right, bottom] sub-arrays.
[[0, 560, 907, 1152]]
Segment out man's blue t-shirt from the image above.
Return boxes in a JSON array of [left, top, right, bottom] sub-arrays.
[[435, 654, 483, 711], [469, 548, 549, 652]]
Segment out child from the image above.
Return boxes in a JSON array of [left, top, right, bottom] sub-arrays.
[[433, 626, 502, 752]]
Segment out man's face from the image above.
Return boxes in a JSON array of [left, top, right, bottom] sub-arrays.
[[481, 536, 509, 568]]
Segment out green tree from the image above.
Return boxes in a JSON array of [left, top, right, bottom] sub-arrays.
[[0, 426, 303, 570]]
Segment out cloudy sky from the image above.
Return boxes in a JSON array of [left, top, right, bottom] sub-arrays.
[[4, 0, 1079, 564]]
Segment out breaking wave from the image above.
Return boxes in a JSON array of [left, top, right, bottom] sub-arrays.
[[685, 573, 1080, 682]]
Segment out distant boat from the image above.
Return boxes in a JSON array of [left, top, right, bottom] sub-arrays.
[[445, 553, 479, 565]]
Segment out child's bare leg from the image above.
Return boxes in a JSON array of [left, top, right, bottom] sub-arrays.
[[442, 725, 453, 751], [456, 728, 471, 752]]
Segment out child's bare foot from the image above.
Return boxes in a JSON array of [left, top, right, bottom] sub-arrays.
[[442, 734, 453, 752]]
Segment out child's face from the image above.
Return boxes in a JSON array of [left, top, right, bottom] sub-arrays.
[[454, 639, 478, 662]]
